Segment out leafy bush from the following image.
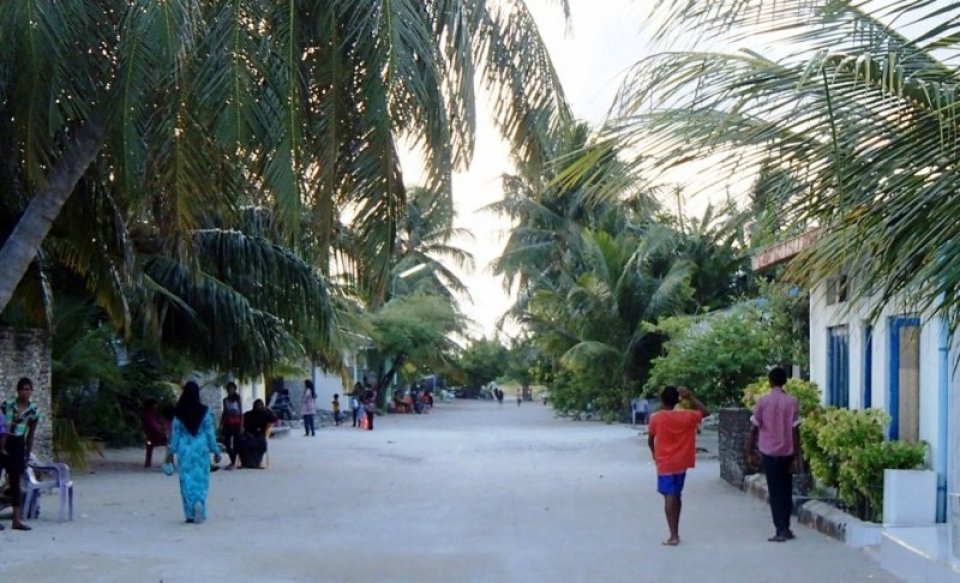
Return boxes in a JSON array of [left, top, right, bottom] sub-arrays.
[[645, 306, 780, 406], [741, 377, 822, 418], [802, 408, 889, 488], [799, 407, 927, 522], [838, 440, 926, 521]]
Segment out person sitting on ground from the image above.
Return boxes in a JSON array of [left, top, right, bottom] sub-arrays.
[[238, 399, 276, 469]]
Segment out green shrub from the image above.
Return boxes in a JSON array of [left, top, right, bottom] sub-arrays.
[[644, 308, 775, 406], [798, 407, 926, 522], [802, 408, 888, 488], [799, 409, 833, 484], [741, 377, 822, 418], [838, 440, 926, 522]]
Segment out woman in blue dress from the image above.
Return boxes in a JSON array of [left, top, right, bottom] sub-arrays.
[[166, 381, 220, 524]]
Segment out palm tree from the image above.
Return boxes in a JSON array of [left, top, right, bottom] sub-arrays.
[[490, 122, 655, 322], [392, 186, 475, 301], [521, 225, 693, 414], [607, 0, 960, 325], [0, 0, 572, 317]]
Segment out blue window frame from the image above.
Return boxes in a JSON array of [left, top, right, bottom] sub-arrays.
[[827, 325, 850, 408]]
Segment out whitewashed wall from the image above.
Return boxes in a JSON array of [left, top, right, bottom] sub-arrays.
[[809, 281, 948, 486]]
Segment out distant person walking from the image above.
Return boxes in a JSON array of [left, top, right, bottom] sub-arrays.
[[351, 383, 362, 428], [220, 382, 243, 470], [647, 386, 709, 546], [0, 377, 42, 531], [302, 380, 317, 437], [516, 389, 522, 407], [364, 385, 377, 430], [167, 381, 221, 524], [746, 366, 801, 543]]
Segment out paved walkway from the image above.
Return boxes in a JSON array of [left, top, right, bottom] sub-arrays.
[[1, 400, 896, 582]]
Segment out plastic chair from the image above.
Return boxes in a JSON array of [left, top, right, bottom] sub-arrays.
[[25, 458, 74, 522]]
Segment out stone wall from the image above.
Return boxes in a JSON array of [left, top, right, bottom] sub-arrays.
[[0, 327, 53, 459], [719, 408, 755, 488]]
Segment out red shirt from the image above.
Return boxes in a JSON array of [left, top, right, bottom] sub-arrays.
[[649, 409, 704, 475], [751, 387, 799, 456]]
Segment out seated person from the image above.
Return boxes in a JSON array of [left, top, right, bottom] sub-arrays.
[[238, 399, 276, 469], [142, 398, 169, 446]]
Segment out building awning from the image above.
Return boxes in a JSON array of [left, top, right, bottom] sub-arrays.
[[751, 230, 821, 271]]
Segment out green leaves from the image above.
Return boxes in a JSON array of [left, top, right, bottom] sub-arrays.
[[800, 406, 925, 521], [615, 0, 960, 333]]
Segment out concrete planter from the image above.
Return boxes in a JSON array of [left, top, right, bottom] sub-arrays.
[[719, 408, 755, 488], [950, 493, 960, 559], [883, 469, 936, 526]]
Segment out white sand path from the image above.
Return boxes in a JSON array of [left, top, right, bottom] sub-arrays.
[[0, 400, 896, 582]]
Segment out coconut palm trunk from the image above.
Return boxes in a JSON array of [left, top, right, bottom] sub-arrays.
[[0, 117, 106, 313]]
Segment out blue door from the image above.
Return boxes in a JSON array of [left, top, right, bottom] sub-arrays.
[[888, 316, 921, 441], [827, 326, 850, 408]]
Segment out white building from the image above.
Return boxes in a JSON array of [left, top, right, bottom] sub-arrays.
[[754, 233, 957, 529], [808, 278, 953, 523]]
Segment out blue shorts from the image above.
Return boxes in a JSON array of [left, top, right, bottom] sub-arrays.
[[657, 472, 687, 496]]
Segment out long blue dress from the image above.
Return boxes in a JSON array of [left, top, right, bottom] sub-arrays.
[[170, 410, 219, 521]]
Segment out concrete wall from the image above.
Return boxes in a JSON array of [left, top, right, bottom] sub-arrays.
[[0, 327, 53, 459]]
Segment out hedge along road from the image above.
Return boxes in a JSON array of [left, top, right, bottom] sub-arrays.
[[0, 400, 896, 582]]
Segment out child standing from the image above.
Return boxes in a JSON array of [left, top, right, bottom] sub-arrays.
[[332, 394, 342, 426], [301, 380, 317, 437]]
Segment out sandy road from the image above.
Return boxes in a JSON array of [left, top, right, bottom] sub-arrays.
[[0, 400, 896, 582]]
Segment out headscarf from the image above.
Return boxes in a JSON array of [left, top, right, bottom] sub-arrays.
[[174, 381, 208, 436]]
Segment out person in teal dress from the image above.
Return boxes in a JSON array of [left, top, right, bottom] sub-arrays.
[[166, 381, 220, 524]]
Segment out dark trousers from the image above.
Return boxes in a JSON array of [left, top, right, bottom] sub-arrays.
[[352, 408, 359, 427], [222, 426, 241, 464], [1, 436, 26, 506], [366, 410, 374, 430], [303, 414, 315, 436], [762, 454, 794, 534]]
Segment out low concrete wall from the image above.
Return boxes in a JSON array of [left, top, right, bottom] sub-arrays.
[[742, 473, 881, 547], [0, 327, 53, 459], [719, 408, 755, 488]]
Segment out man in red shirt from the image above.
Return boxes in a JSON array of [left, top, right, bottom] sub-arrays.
[[647, 386, 709, 546]]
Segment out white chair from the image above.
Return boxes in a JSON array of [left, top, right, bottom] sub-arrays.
[[25, 458, 74, 522]]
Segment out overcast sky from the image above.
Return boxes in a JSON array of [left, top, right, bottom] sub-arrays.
[[444, 0, 656, 340]]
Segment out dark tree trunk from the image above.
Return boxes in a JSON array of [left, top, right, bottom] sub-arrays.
[[0, 116, 106, 313]]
